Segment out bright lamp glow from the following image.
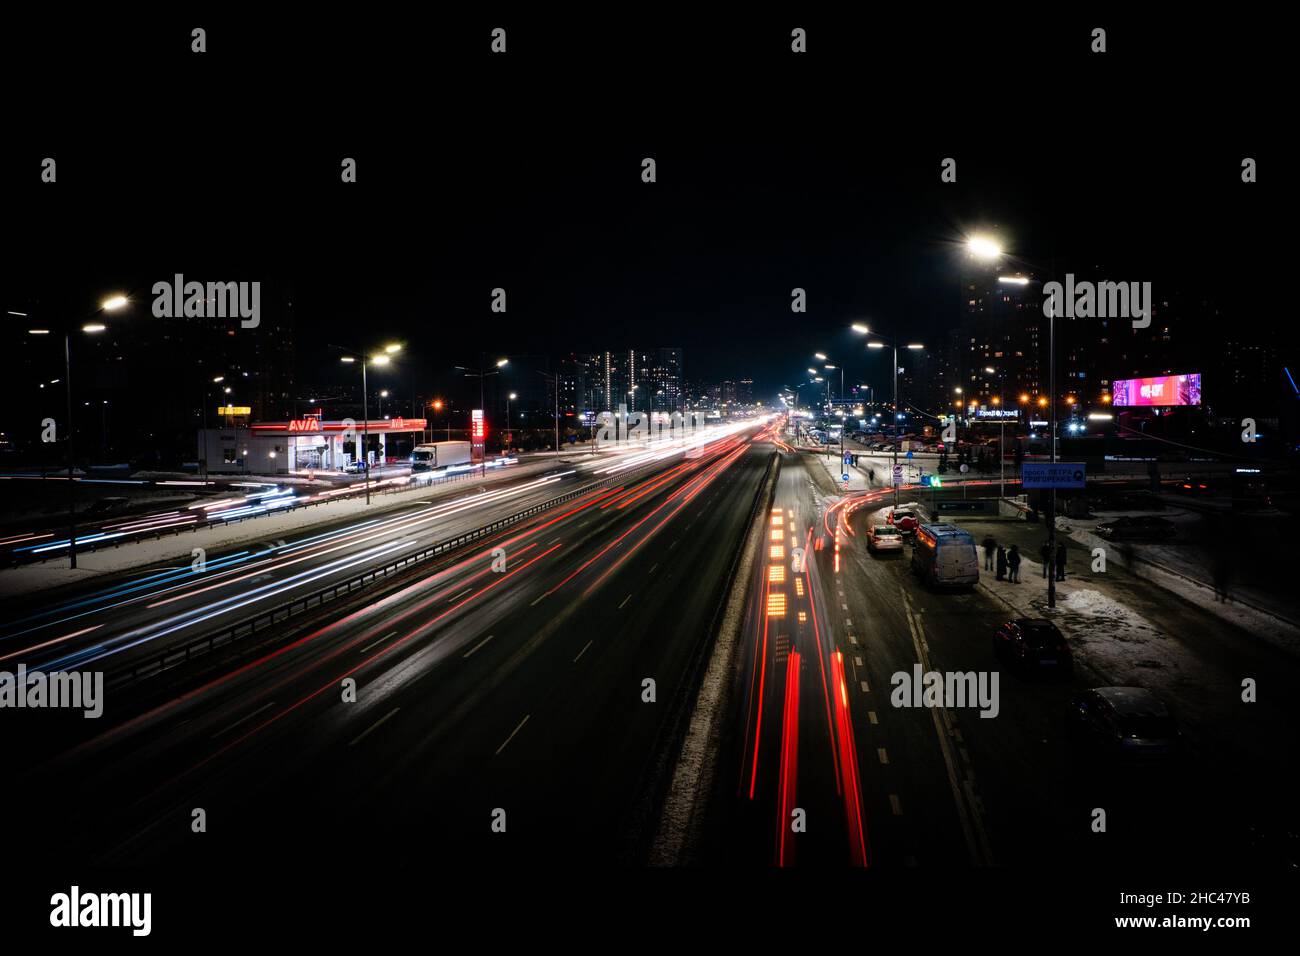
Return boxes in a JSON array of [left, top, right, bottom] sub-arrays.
[[867, 342, 885, 349], [967, 235, 1003, 260], [907, 343, 924, 350], [101, 295, 129, 311], [384, 343, 403, 353], [82, 323, 106, 333], [371, 355, 391, 365], [997, 275, 1030, 285]]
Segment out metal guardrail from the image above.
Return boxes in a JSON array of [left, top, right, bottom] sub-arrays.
[[3, 463, 522, 568], [105, 459, 667, 691]]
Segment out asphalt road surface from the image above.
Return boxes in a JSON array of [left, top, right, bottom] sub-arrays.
[[9, 427, 775, 866], [710, 451, 1293, 869]]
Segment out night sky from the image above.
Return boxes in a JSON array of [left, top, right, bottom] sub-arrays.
[[4, 11, 1281, 402]]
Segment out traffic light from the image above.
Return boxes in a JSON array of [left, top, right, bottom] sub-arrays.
[[930, 475, 942, 487]]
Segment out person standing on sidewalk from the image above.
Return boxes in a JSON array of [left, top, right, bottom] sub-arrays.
[[996, 545, 1007, 581], [982, 535, 997, 572], [1007, 545, 1021, 582], [1040, 540, 1052, 578], [1055, 542, 1067, 582]]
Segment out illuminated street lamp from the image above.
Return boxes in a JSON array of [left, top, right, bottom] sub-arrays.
[[854, 325, 924, 508], [333, 340, 403, 504], [506, 392, 518, 450], [966, 235, 1003, 260], [23, 292, 130, 569]]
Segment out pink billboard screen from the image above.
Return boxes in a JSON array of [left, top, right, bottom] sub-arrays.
[[1112, 373, 1202, 407]]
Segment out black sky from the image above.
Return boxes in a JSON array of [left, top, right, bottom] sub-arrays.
[[4, 10, 1283, 403]]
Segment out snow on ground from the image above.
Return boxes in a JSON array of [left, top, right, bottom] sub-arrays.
[[976, 564, 1285, 749]]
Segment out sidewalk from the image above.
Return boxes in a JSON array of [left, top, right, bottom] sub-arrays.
[[956, 516, 1299, 657]]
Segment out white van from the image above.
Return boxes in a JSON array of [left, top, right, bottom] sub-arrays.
[[911, 524, 979, 588]]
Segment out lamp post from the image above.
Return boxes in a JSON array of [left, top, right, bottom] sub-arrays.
[[856, 325, 924, 510], [505, 392, 517, 452], [335, 341, 402, 505], [537, 370, 560, 457], [457, 356, 508, 459], [24, 294, 129, 570], [975, 236, 1060, 609]]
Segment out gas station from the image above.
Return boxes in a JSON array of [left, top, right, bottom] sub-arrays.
[[197, 412, 427, 474]]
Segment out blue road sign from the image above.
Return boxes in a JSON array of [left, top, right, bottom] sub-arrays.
[[1022, 462, 1086, 489], [843, 452, 853, 464], [841, 473, 851, 482]]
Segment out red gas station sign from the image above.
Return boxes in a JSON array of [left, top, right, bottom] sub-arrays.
[[471, 409, 486, 441], [287, 416, 322, 433]]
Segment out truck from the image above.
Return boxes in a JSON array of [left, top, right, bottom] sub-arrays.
[[410, 441, 472, 473]]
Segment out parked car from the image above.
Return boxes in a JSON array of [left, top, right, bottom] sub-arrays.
[[993, 619, 1072, 674], [887, 508, 920, 535], [866, 524, 904, 554], [1065, 687, 1185, 762], [1095, 515, 1177, 541]]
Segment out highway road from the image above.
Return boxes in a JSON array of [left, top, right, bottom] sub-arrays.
[[8, 424, 777, 865], [0, 429, 751, 687], [711, 449, 1297, 869]]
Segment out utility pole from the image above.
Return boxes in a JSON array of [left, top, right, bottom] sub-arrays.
[[362, 357, 371, 505], [1047, 290, 1057, 609], [892, 342, 900, 510], [64, 332, 77, 569]]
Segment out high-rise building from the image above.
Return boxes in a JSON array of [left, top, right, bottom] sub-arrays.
[[958, 264, 1045, 409]]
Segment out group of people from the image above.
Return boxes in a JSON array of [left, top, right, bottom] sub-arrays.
[[982, 536, 1068, 583]]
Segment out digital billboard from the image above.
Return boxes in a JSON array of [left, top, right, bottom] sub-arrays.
[[1112, 373, 1201, 407]]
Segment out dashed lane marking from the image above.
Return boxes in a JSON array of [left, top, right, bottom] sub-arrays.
[[495, 715, 531, 756], [349, 707, 400, 748], [462, 635, 494, 658], [360, 631, 398, 654]]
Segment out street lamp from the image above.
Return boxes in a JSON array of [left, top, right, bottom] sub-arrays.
[[333, 340, 402, 504], [28, 292, 129, 569], [856, 325, 924, 509], [966, 235, 1004, 261], [506, 392, 518, 452], [993, 258, 1061, 608], [432, 398, 448, 441], [456, 356, 509, 460]]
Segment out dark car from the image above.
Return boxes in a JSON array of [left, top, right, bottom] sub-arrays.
[[1094, 515, 1177, 541], [994, 619, 1072, 674], [1065, 687, 1184, 762]]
